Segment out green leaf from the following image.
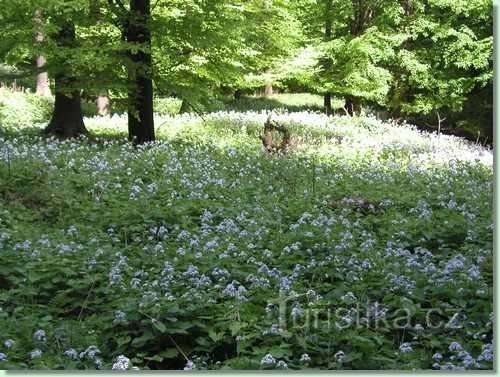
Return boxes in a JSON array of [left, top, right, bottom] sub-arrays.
[[152, 319, 167, 333]]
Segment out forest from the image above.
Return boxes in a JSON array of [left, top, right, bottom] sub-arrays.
[[0, 0, 494, 371]]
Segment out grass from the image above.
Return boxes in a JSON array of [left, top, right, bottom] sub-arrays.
[[221, 93, 342, 113], [0, 111, 493, 370]]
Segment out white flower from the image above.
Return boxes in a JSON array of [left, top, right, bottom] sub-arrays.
[[399, 343, 413, 353], [33, 329, 46, 342], [334, 350, 346, 362], [64, 348, 78, 360], [0, 353, 7, 362], [4, 339, 15, 349], [79, 345, 101, 360], [432, 352, 443, 361], [477, 343, 493, 362], [291, 306, 302, 318], [183, 360, 196, 370], [449, 342, 462, 352], [261, 353, 276, 366], [30, 349, 43, 359], [112, 355, 131, 370], [113, 310, 128, 325], [300, 353, 311, 363], [276, 360, 288, 369]]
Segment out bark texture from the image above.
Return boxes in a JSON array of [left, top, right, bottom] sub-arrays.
[[35, 10, 51, 97], [44, 21, 87, 138], [126, 0, 155, 144]]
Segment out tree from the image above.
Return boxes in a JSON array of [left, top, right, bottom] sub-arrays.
[[108, 0, 154, 143], [322, 0, 333, 115], [387, 0, 493, 133], [152, 0, 299, 108], [44, 18, 87, 137], [126, 0, 154, 143], [34, 9, 52, 97], [90, 0, 111, 117]]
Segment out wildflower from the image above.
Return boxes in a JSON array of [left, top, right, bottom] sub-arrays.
[[261, 353, 276, 366], [112, 355, 131, 370], [413, 324, 425, 333], [399, 343, 413, 353], [449, 342, 462, 352], [341, 292, 357, 304], [467, 265, 481, 280], [264, 324, 283, 335], [291, 306, 303, 318], [334, 350, 346, 362], [300, 353, 311, 363], [477, 343, 493, 362], [33, 329, 46, 342], [79, 345, 101, 360], [0, 353, 7, 362], [462, 354, 477, 369], [276, 360, 288, 369], [4, 339, 15, 349], [432, 352, 443, 361], [64, 348, 78, 360], [222, 281, 247, 301], [113, 310, 128, 325], [30, 349, 43, 359], [183, 360, 196, 370]]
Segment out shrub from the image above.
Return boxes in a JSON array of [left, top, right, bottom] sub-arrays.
[[153, 97, 182, 116], [0, 88, 53, 129]]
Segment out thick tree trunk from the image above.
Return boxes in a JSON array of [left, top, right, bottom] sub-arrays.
[[126, 0, 154, 144], [34, 10, 51, 97], [44, 21, 86, 138], [45, 82, 86, 137]]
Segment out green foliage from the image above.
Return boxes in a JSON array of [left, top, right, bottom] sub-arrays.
[[0, 88, 52, 129], [153, 97, 182, 116], [222, 93, 340, 113], [0, 111, 492, 370]]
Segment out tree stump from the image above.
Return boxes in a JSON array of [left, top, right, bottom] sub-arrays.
[[260, 114, 291, 153]]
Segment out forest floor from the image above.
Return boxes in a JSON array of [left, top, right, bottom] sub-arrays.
[[0, 111, 493, 370]]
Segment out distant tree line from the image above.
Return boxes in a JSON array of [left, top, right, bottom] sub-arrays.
[[0, 0, 492, 143]]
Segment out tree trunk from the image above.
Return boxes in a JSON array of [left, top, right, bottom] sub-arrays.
[[45, 82, 86, 137], [89, 1, 111, 117], [126, 0, 154, 144], [179, 99, 190, 113], [44, 21, 86, 137], [324, 93, 332, 116], [34, 10, 51, 97], [90, 0, 101, 21], [96, 94, 110, 116], [264, 82, 273, 97], [345, 95, 361, 116], [323, 0, 333, 115], [264, 70, 273, 97]]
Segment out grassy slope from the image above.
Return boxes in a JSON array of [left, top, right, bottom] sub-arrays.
[[0, 112, 493, 370]]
